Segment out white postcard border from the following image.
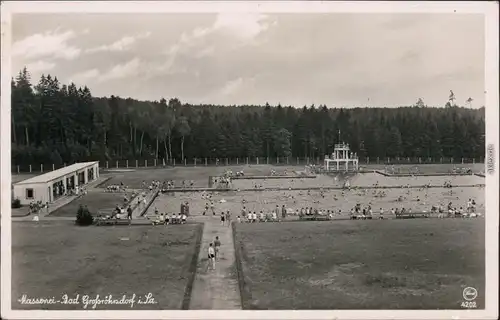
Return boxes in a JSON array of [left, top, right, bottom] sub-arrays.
[[1, 1, 498, 319]]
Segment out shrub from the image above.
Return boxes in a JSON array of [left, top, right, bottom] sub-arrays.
[[75, 205, 94, 226], [12, 198, 21, 209]]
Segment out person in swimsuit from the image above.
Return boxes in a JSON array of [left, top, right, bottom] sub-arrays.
[[208, 243, 216, 270], [220, 212, 225, 226], [214, 236, 221, 259]]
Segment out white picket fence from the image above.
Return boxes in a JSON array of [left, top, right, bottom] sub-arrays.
[[13, 156, 483, 174]]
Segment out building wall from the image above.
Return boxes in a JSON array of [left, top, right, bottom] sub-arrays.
[[13, 183, 49, 205], [12, 162, 100, 205]]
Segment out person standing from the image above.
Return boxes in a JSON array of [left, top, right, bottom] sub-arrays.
[[272, 209, 278, 222], [208, 243, 216, 270], [281, 205, 287, 219], [220, 212, 225, 226], [225, 210, 231, 226], [214, 236, 221, 260], [127, 206, 133, 221]]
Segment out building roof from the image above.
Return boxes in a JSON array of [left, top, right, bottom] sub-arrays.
[[14, 162, 98, 185]]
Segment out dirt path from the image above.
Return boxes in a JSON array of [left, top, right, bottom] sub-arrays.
[[189, 216, 242, 309]]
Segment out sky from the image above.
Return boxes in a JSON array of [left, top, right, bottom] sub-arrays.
[[10, 12, 485, 108]]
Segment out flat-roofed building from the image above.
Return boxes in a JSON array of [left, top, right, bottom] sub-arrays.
[[12, 161, 99, 205]]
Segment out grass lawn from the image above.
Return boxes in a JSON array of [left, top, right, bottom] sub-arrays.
[[11, 221, 202, 310], [234, 219, 485, 309], [50, 191, 136, 217]]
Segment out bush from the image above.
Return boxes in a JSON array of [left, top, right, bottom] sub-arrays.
[[75, 205, 94, 226], [12, 198, 21, 209]]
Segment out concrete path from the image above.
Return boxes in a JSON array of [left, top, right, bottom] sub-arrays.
[[134, 190, 159, 218], [189, 216, 242, 310]]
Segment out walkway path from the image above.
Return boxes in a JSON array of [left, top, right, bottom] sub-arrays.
[[132, 190, 159, 218], [189, 216, 242, 309]]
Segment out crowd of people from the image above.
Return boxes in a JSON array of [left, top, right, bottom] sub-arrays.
[[149, 201, 190, 225], [213, 176, 231, 189], [149, 211, 188, 225], [28, 200, 48, 216], [99, 168, 483, 227], [112, 204, 133, 220], [234, 204, 291, 223], [431, 198, 479, 218], [145, 187, 191, 225], [451, 167, 473, 174], [212, 170, 238, 188], [139, 179, 196, 192], [384, 165, 473, 175], [270, 169, 288, 176], [105, 183, 127, 192], [97, 180, 156, 223], [199, 179, 482, 224]]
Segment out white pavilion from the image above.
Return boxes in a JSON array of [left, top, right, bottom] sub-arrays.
[[324, 142, 359, 172]]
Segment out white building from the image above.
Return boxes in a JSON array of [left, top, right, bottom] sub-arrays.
[[324, 143, 359, 172], [12, 161, 99, 205]]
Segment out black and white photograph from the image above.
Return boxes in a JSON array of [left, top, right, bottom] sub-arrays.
[[1, 1, 498, 319]]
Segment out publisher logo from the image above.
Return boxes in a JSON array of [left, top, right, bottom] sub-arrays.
[[462, 287, 478, 301]]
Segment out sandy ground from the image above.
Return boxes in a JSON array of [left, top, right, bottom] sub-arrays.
[[151, 186, 484, 218]]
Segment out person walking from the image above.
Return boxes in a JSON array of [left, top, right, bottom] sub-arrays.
[[127, 206, 133, 221], [220, 212, 225, 226], [208, 243, 216, 270], [214, 236, 221, 260]]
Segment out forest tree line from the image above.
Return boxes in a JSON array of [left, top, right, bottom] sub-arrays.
[[11, 67, 486, 166]]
